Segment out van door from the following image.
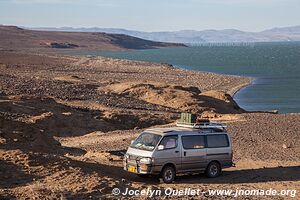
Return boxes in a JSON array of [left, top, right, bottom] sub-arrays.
[[153, 135, 181, 172], [206, 134, 232, 168], [180, 135, 207, 172]]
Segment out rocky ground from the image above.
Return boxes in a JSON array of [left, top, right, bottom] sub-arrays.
[[0, 51, 299, 199]]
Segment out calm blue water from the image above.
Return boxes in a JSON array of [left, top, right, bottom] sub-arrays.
[[72, 42, 300, 113]]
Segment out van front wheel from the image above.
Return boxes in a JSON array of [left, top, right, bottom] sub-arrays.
[[161, 165, 176, 183], [206, 162, 221, 178]]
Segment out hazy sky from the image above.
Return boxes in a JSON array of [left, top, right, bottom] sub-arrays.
[[0, 0, 299, 32]]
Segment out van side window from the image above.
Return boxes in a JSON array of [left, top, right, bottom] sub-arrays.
[[159, 135, 178, 149], [206, 134, 229, 148], [182, 135, 205, 149]]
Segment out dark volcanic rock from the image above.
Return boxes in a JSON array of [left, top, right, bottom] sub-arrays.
[[49, 42, 79, 49]]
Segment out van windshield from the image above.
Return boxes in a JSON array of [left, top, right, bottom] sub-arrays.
[[130, 132, 162, 151]]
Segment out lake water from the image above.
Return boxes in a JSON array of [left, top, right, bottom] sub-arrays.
[[72, 42, 300, 113]]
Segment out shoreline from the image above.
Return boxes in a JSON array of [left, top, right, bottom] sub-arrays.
[[64, 52, 253, 98], [230, 78, 255, 96], [67, 53, 255, 112], [77, 46, 299, 114], [172, 64, 254, 96], [82, 54, 299, 114]]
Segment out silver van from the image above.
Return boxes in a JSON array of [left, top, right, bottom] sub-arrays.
[[123, 125, 233, 183]]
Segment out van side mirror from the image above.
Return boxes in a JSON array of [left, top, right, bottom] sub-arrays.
[[157, 145, 164, 150]]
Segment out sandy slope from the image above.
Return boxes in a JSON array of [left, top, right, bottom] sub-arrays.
[[0, 51, 299, 199]]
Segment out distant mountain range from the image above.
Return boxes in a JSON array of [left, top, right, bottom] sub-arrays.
[[27, 26, 300, 43]]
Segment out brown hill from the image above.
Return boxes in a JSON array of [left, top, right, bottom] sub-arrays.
[[0, 25, 185, 52], [100, 82, 244, 114]]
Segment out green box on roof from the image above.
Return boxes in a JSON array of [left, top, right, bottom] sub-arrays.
[[179, 113, 197, 124]]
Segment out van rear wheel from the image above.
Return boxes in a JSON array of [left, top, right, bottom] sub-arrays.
[[206, 161, 221, 178], [161, 165, 175, 183]]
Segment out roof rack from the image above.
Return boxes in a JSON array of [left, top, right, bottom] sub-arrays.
[[176, 121, 227, 131]]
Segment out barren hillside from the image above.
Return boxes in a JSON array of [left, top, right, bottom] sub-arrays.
[[0, 25, 185, 52]]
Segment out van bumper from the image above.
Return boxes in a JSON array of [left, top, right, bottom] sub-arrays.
[[123, 161, 161, 175]]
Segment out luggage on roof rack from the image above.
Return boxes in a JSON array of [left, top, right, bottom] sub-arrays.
[[179, 113, 197, 124], [177, 112, 226, 131]]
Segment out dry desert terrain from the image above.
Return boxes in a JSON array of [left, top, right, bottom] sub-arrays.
[[0, 50, 299, 199]]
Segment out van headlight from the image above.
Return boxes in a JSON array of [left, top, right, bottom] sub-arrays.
[[124, 154, 129, 160], [139, 157, 152, 164], [123, 154, 129, 165]]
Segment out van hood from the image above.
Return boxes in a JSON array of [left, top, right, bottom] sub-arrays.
[[126, 147, 154, 158]]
